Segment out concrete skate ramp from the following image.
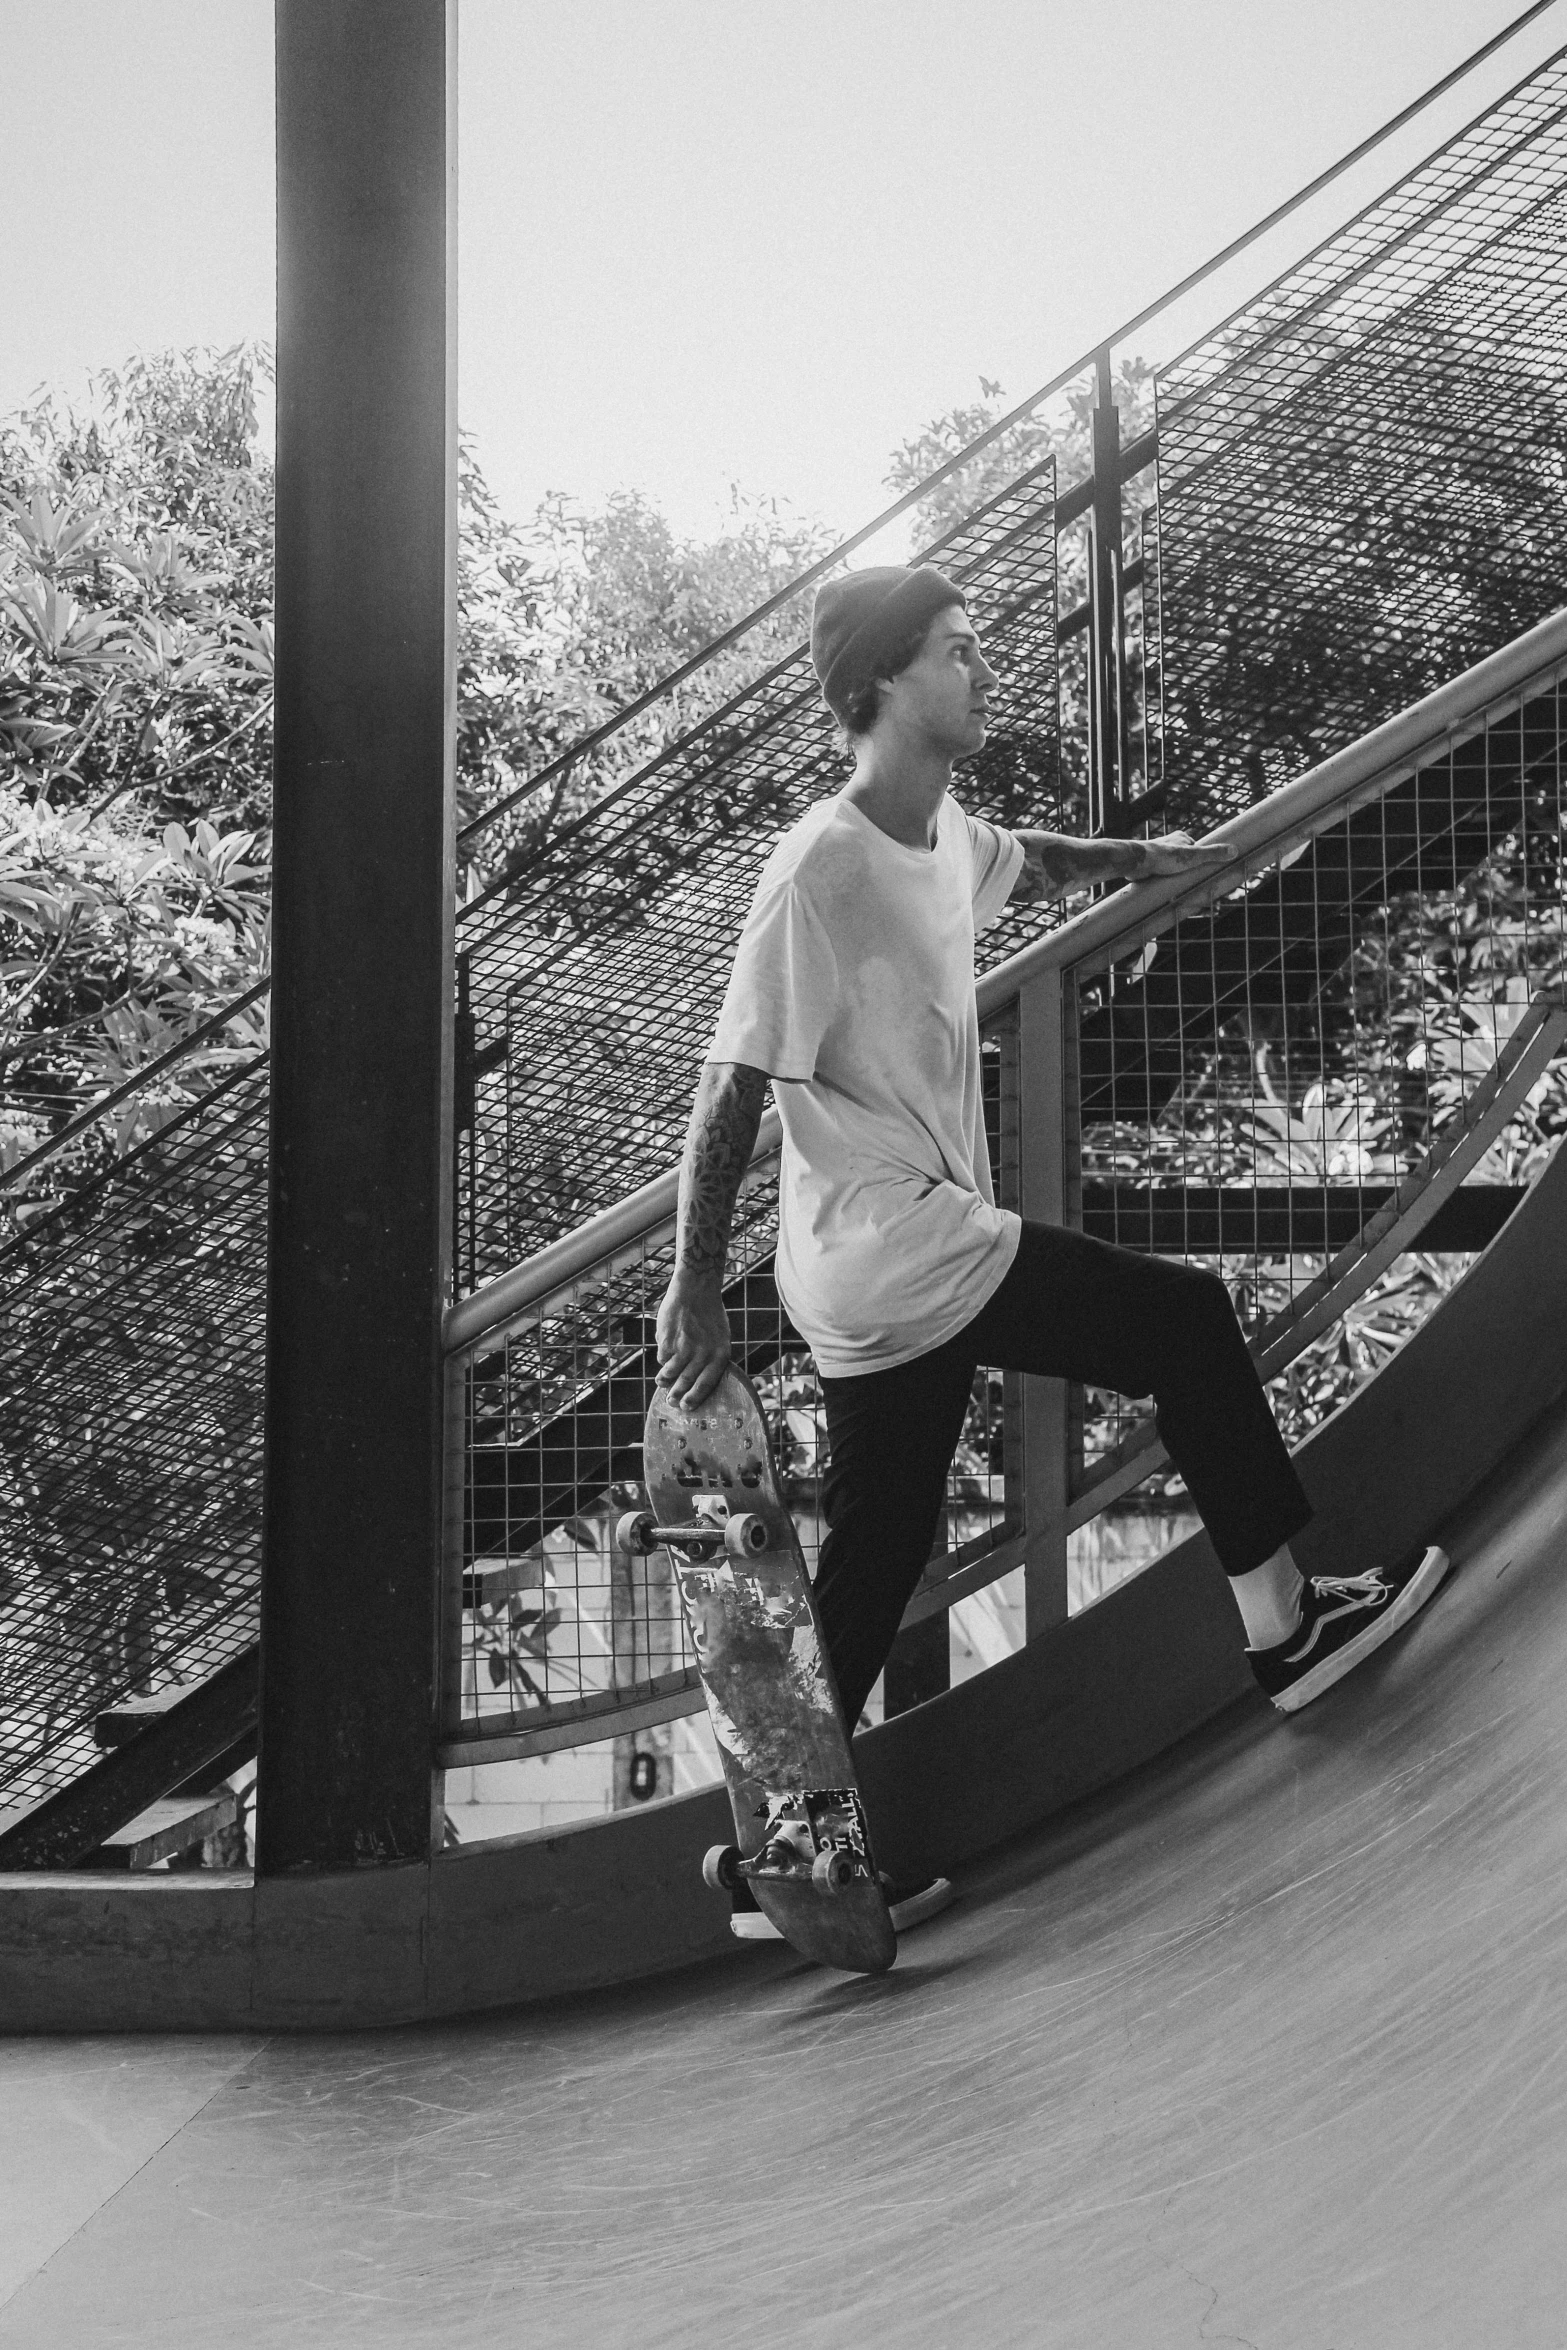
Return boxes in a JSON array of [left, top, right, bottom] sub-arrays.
[[5, 1136, 1567, 2034], [5, 1376, 1567, 2346]]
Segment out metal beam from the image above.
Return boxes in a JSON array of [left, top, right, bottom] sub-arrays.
[[0, 1651, 259, 1870], [262, 0, 457, 1872], [1079, 1183, 1526, 1255]]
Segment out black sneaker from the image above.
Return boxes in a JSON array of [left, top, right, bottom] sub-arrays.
[[1249, 1544, 1451, 1713], [879, 1873, 956, 1932]]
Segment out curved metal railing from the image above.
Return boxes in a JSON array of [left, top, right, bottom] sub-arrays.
[[438, 606, 1567, 1767]]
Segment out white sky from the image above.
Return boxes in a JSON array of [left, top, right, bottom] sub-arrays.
[[1, 1, 1562, 544]]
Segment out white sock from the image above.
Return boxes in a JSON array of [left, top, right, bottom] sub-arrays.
[[1230, 1547, 1306, 1650]]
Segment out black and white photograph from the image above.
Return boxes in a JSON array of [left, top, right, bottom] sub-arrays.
[[2, 2, 1566, 2342]]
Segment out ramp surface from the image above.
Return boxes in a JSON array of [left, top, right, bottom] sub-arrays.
[[4, 1388, 1567, 2347]]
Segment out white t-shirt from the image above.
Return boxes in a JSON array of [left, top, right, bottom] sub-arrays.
[[710, 791, 1025, 1378]]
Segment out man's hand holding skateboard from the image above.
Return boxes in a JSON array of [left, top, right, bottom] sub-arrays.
[[657, 1270, 732, 1409]]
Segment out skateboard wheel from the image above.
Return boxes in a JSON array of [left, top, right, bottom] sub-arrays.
[[615, 1510, 657, 1557], [702, 1842, 742, 1892], [812, 1846, 854, 1895], [724, 1513, 769, 1557]]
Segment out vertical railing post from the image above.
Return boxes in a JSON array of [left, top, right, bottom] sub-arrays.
[[454, 951, 475, 1298], [1018, 968, 1072, 1637], [439, 1341, 470, 1764], [1088, 347, 1129, 838]]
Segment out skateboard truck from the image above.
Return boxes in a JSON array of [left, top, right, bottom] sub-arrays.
[[703, 1787, 873, 1902], [616, 1508, 769, 1560]]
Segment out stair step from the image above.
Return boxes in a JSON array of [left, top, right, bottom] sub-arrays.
[[93, 1689, 203, 1749], [83, 1791, 238, 1870]]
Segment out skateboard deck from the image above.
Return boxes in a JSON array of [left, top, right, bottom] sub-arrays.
[[627, 1366, 895, 1974]]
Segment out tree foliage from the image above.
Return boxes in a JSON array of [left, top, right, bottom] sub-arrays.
[[0, 349, 276, 1199], [456, 472, 828, 895], [1156, 319, 1567, 828], [0, 346, 831, 1211]]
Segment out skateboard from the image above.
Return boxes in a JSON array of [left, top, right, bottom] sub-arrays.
[[619, 1365, 896, 1975]]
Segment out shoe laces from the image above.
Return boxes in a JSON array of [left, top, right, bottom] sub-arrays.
[[1311, 1570, 1384, 1605]]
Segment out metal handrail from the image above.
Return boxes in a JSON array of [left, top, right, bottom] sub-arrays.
[[444, 1121, 779, 1354], [444, 603, 1567, 1361], [438, 986, 1563, 1762], [976, 602, 1567, 1001], [440, 607, 1567, 1763]]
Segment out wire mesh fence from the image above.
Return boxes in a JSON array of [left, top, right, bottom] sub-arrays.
[[1070, 663, 1567, 1498], [1154, 43, 1567, 830], [448, 1033, 1020, 1752], [0, 1062, 268, 1812], [0, 986, 271, 1249]]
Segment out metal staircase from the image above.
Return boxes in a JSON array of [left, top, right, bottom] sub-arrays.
[[4, 36, 1567, 1857]]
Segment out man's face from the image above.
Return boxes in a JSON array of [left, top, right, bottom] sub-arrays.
[[879, 607, 999, 756]]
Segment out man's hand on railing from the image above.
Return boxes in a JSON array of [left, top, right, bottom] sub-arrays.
[[1134, 830, 1239, 882], [656, 1270, 733, 1408], [1011, 827, 1237, 902]]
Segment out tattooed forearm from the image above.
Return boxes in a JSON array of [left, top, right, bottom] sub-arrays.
[[1011, 827, 1235, 903], [673, 1061, 769, 1280], [1011, 828, 1144, 900]]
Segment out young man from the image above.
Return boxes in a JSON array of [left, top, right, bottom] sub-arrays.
[[657, 563, 1449, 1935]]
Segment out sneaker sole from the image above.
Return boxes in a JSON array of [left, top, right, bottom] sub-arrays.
[[735, 1880, 956, 1941], [1272, 1543, 1451, 1714], [730, 1911, 784, 1942]]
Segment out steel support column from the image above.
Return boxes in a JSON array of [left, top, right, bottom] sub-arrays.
[[260, 0, 457, 1872]]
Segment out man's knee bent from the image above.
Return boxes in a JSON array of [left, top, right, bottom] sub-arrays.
[[1159, 1261, 1245, 1365]]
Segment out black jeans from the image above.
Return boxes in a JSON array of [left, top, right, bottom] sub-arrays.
[[813, 1219, 1313, 1727]]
